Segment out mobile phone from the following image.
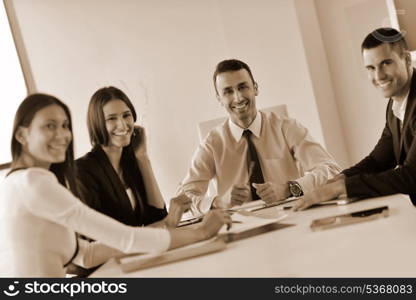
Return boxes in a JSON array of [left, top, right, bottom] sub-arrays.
[[310, 205, 389, 231]]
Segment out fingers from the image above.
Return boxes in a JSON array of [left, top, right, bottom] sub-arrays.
[[258, 189, 275, 200], [231, 198, 245, 207], [293, 198, 307, 211], [293, 195, 315, 211], [231, 186, 249, 198], [252, 182, 270, 194], [205, 209, 231, 222], [134, 125, 145, 134], [217, 210, 232, 229], [253, 182, 288, 203], [262, 196, 278, 204], [202, 209, 232, 237], [133, 125, 146, 140], [171, 194, 192, 210]]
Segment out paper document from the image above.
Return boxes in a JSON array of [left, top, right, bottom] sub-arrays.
[[229, 197, 300, 212], [118, 237, 226, 273]]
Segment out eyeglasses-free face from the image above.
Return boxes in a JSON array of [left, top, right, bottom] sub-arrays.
[[16, 104, 72, 169], [102, 99, 135, 149]]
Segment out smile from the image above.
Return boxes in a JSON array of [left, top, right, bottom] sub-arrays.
[[113, 130, 130, 136], [48, 144, 67, 151], [377, 80, 392, 89], [232, 101, 249, 110]]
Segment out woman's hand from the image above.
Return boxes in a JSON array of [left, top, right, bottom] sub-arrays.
[[164, 194, 192, 227], [199, 209, 232, 239]]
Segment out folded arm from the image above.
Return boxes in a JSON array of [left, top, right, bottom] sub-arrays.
[[283, 118, 341, 192]]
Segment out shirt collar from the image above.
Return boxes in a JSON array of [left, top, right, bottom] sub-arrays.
[[392, 89, 410, 122], [229, 111, 262, 142]]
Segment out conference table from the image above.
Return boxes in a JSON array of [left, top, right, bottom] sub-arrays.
[[90, 194, 416, 277]]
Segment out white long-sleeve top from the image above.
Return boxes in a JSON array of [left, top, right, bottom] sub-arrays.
[[0, 168, 170, 277]]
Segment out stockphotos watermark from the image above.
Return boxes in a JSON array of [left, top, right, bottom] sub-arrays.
[[2, 280, 127, 297]]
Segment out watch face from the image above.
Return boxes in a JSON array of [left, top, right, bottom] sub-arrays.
[[290, 182, 302, 197]]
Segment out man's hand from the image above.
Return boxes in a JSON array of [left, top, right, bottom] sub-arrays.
[[230, 184, 250, 206], [294, 178, 347, 211], [252, 182, 290, 204], [164, 194, 192, 227]]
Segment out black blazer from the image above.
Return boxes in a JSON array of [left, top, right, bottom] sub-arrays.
[[75, 146, 167, 226], [343, 69, 416, 204]]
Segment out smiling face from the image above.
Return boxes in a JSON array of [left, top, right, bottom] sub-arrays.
[[363, 43, 412, 101], [16, 104, 72, 168], [215, 68, 258, 128], [102, 99, 135, 149]]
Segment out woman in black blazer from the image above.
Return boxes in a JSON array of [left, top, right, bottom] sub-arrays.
[[76, 86, 188, 228]]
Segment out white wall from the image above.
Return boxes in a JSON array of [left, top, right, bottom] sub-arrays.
[[293, 0, 350, 168], [314, 0, 390, 165], [0, 1, 27, 164], [8, 0, 328, 200]]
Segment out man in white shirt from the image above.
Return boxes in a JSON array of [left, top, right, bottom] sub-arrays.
[[181, 59, 340, 215], [296, 27, 416, 210]]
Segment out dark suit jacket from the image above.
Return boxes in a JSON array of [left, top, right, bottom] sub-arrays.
[[75, 146, 167, 227], [343, 69, 416, 204]]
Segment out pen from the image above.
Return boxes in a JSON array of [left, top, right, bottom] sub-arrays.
[[177, 216, 203, 227]]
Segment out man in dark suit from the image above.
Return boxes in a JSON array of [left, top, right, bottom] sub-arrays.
[[296, 27, 416, 210]]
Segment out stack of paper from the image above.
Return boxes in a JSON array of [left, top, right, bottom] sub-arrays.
[[117, 237, 226, 273], [229, 197, 299, 212]]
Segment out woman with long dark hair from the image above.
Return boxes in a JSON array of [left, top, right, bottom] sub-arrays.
[[0, 93, 230, 277], [76, 86, 187, 227]]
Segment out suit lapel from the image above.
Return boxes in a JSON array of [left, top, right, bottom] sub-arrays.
[[92, 147, 136, 218], [389, 109, 401, 163]]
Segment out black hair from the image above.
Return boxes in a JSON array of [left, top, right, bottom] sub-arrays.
[[213, 59, 256, 95], [87, 86, 137, 146], [361, 27, 408, 56], [11, 93, 78, 195]]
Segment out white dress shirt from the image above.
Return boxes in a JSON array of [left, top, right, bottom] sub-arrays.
[[181, 111, 341, 215], [0, 168, 170, 277], [392, 89, 410, 130]]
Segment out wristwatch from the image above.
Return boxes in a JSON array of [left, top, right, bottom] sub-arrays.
[[288, 181, 303, 197]]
